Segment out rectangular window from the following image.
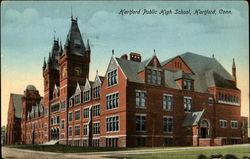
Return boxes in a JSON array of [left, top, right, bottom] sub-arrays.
[[83, 108, 89, 119], [75, 125, 80, 136], [184, 97, 192, 112], [106, 93, 119, 110], [75, 110, 80, 121], [68, 112, 72, 122], [219, 120, 227, 128], [208, 97, 213, 105], [61, 120, 65, 130], [231, 121, 238, 129], [137, 137, 146, 146], [136, 115, 146, 131], [61, 100, 66, 111], [75, 94, 81, 105], [51, 103, 60, 113], [136, 90, 146, 108], [44, 123, 47, 132], [108, 69, 118, 87], [83, 90, 90, 102], [183, 80, 192, 90], [69, 98, 74, 107], [106, 116, 119, 132], [147, 69, 161, 85], [93, 122, 100, 135], [94, 86, 100, 98], [163, 116, 173, 133], [165, 137, 173, 146], [68, 126, 72, 136], [93, 104, 100, 117], [163, 94, 173, 110], [83, 124, 88, 135]]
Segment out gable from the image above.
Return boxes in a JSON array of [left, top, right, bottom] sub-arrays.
[[75, 83, 83, 94], [162, 56, 194, 74], [93, 75, 102, 87], [146, 56, 162, 68], [84, 79, 91, 90], [105, 57, 119, 77]]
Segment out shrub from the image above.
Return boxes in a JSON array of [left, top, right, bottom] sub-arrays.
[[197, 154, 208, 159], [222, 154, 238, 159], [211, 154, 223, 158]]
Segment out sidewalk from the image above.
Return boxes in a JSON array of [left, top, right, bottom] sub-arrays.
[[2, 144, 250, 159]]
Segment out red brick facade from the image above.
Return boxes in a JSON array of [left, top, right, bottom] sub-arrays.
[[6, 17, 248, 147]]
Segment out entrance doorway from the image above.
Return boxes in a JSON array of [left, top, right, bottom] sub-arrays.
[[200, 120, 209, 138]]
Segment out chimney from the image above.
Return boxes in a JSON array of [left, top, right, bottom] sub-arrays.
[[129, 52, 141, 62], [120, 54, 128, 60]]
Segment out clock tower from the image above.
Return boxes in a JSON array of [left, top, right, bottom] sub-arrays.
[[58, 17, 91, 144]]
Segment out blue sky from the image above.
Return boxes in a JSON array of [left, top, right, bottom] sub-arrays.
[[1, 1, 249, 126]]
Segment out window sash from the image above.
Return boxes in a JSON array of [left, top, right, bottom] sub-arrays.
[[75, 110, 80, 120], [106, 116, 119, 132], [106, 93, 119, 110], [163, 117, 173, 132], [163, 95, 173, 110]]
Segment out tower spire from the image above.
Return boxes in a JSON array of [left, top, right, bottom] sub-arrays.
[[71, 6, 73, 19], [53, 30, 56, 41], [86, 39, 90, 51], [232, 58, 237, 86], [232, 58, 236, 69], [43, 57, 47, 70]]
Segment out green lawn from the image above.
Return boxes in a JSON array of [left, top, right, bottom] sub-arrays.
[[116, 146, 250, 159], [5, 144, 179, 153], [4, 144, 250, 159]]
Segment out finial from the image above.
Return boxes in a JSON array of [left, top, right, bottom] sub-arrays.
[[53, 30, 56, 40], [86, 39, 90, 51], [232, 58, 236, 68], [154, 49, 156, 56], [112, 49, 114, 56], [71, 6, 73, 19], [43, 57, 46, 69], [212, 54, 214, 58], [96, 69, 98, 75]]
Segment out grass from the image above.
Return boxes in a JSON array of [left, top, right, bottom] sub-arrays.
[[4, 144, 179, 153], [4, 144, 250, 159], [117, 146, 250, 159]]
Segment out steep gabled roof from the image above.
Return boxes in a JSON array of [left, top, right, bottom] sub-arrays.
[[115, 57, 144, 83], [11, 94, 23, 118], [138, 57, 152, 73], [65, 18, 86, 56], [179, 52, 234, 81]]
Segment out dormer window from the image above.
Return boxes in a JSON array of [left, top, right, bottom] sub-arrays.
[[75, 94, 81, 105], [147, 69, 161, 85], [183, 80, 192, 90], [108, 69, 117, 87], [84, 90, 90, 102], [94, 86, 100, 98], [74, 40, 81, 48]]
